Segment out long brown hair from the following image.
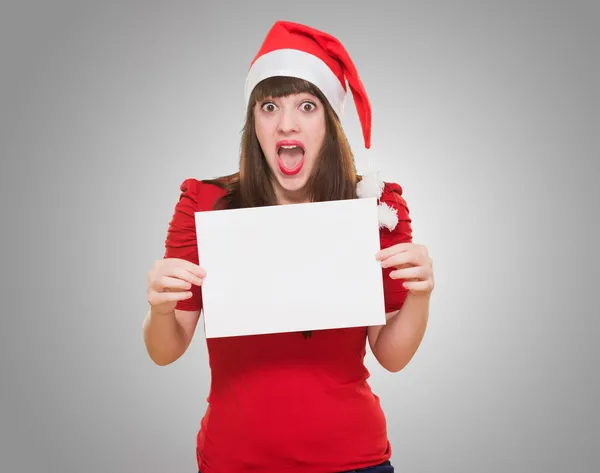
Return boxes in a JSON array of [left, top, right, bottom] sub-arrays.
[[203, 76, 362, 340], [204, 76, 360, 210]]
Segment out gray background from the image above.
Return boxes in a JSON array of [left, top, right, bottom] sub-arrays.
[[1, 1, 598, 472]]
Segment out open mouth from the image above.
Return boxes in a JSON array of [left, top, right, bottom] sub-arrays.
[[276, 141, 305, 176]]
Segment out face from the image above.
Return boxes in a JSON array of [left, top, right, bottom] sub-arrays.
[[254, 92, 326, 204]]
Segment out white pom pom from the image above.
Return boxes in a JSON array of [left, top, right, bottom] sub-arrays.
[[378, 202, 398, 231], [357, 171, 384, 199], [356, 168, 396, 231]]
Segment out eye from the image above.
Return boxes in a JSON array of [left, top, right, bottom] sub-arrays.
[[261, 102, 278, 112], [300, 101, 316, 112]]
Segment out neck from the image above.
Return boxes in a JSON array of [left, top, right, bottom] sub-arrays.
[[273, 181, 310, 205]]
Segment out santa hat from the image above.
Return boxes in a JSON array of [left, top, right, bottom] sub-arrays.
[[245, 20, 398, 231]]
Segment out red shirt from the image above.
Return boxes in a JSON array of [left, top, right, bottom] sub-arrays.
[[163, 178, 412, 473]]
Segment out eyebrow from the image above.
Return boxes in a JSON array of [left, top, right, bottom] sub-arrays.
[[257, 94, 320, 106]]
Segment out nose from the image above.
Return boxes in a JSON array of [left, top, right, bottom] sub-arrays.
[[277, 107, 300, 134]]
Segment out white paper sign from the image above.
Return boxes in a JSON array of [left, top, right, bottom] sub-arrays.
[[194, 197, 386, 338]]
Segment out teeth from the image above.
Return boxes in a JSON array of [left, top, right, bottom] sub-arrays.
[[281, 145, 298, 149]]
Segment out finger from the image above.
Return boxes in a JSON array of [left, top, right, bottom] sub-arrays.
[[163, 266, 205, 286], [375, 243, 412, 261], [156, 258, 206, 278], [402, 279, 434, 292], [148, 290, 193, 305], [390, 266, 428, 280], [152, 275, 193, 292], [380, 251, 415, 269], [177, 259, 207, 278]]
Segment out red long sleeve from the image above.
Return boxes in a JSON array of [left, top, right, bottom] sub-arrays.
[[163, 178, 227, 311], [379, 182, 413, 313]]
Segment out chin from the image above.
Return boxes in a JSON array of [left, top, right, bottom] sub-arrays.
[[275, 174, 309, 193]]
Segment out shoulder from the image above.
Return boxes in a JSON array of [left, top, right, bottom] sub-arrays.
[[380, 180, 411, 227], [164, 176, 230, 247], [357, 175, 409, 214], [175, 176, 230, 211], [357, 174, 411, 234], [380, 181, 409, 212], [378, 181, 412, 242]]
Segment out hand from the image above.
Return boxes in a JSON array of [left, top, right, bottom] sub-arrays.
[[376, 243, 434, 296], [147, 258, 206, 315]]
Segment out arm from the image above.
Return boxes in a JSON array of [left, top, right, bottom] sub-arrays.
[[143, 178, 208, 365], [143, 308, 200, 366], [368, 292, 430, 372], [367, 182, 434, 372]]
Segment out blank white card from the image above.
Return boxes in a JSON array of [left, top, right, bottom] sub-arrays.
[[194, 197, 386, 338]]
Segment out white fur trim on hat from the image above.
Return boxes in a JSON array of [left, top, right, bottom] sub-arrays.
[[245, 48, 347, 119]]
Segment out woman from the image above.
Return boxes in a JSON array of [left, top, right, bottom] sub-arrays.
[[143, 21, 434, 473]]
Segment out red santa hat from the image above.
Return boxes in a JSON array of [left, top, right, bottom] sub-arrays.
[[245, 21, 398, 231]]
